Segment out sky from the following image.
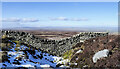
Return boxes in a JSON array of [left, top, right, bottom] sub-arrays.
[[2, 2, 118, 29], [1, 0, 120, 2]]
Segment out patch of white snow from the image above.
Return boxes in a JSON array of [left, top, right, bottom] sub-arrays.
[[40, 64, 50, 67]]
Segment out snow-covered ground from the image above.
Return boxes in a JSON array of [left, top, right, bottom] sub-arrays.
[[93, 49, 109, 63], [0, 41, 70, 68]]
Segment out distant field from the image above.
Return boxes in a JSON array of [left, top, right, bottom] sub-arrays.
[[13, 30, 79, 40], [3, 27, 118, 40]]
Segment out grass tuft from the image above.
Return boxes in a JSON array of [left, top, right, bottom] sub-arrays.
[[62, 49, 73, 60]]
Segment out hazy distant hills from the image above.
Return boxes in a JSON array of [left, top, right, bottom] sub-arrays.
[[2, 27, 118, 33]]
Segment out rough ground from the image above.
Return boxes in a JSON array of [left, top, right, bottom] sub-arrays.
[[0, 36, 70, 68], [70, 35, 120, 68], [1, 32, 120, 68]]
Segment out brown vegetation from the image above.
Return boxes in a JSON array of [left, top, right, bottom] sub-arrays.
[[70, 35, 120, 68]]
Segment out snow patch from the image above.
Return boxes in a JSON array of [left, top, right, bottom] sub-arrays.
[[16, 64, 34, 67], [40, 64, 50, 67]]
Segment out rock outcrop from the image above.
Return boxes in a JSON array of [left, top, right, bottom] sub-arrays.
[[1, 30, 108, 56]]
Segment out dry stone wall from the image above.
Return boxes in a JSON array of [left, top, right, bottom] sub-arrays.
[[1, 30, 108, 56]]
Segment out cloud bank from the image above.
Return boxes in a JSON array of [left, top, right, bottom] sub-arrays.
[[1, 17, 89, 23], [50, 17, 89, 21], [1, 18, 39, 22]]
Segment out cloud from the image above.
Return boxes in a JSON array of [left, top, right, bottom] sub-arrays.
[[50, 17, 68, 21], [1, 18, 39, 22], [22, 18, 39, 22], [50, 17, 89, 21], [2, 18, 21, 22], [71, 18, 89, 21], [1, 17, 89, 23]]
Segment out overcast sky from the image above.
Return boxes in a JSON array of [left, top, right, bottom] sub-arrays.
[[2, 2, 118, 28]]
